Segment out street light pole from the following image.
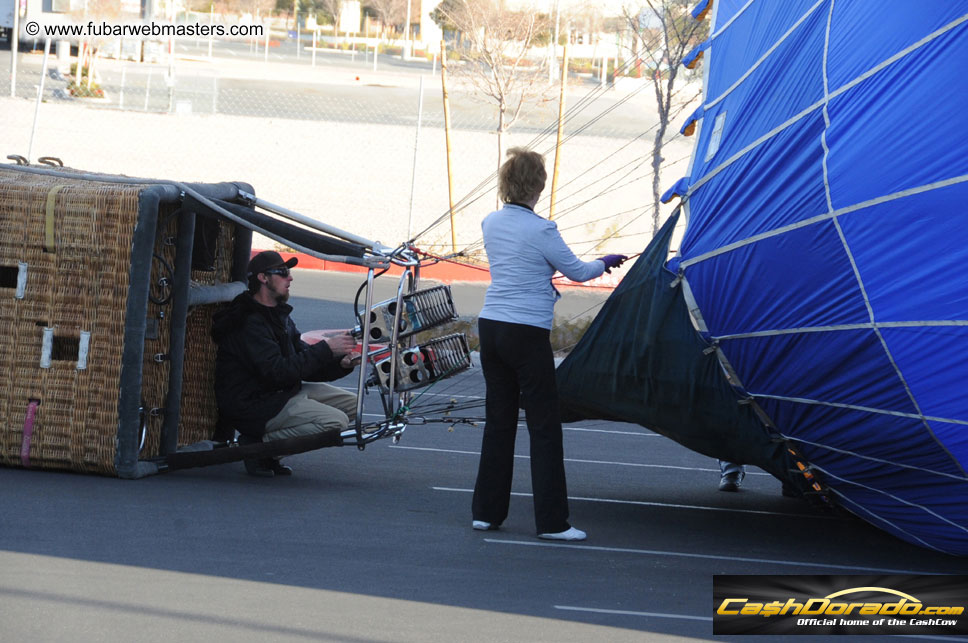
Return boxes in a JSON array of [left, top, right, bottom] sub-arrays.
[[402, 0, 411, 59], [10, 0, 19, 97], [208, 4, 214, 58], [549, 0, 560, 81], [294, 0, 300, 60]]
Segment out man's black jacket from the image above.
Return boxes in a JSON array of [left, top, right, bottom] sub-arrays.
[[211, 291, 351, 436]]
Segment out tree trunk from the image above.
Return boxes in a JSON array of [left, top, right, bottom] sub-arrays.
[[87, 48, 97, 90], [650, 120, 667, 236], [651, 72, 677, 236], [75, 40, 85, 86]]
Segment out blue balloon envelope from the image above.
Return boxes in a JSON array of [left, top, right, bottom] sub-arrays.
[[559, 0, 968, 555]]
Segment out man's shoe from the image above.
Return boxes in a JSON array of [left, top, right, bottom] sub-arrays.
[[472, 520, 498, 531], [781, 482, 800, 498], [267, 458, 293, 476], [538, 526, 587, 541], [244, 458, 275, 477], [719, 472, 742, 492]]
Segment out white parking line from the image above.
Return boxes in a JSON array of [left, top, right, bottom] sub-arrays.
[[484, 539, 927, 574], [432, 486, 823, 518], [564, 427, 658, 436], [411, 391, 483, 400], [554, 605, 711, 622], [394, 445, 774, 476], [397, 445, 718, 471], [393, 446, 479, 456]]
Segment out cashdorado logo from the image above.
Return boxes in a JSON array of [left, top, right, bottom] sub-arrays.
[[718, 587, 963, 621], [712, 576, 968, 635]]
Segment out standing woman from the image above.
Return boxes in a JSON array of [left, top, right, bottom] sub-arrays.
[[472, 147, 627, 540]]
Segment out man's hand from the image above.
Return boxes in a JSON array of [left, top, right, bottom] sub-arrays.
[[324, 333, 357, 358], [340, 353, 362, 369], [316, 328, 352, 338]]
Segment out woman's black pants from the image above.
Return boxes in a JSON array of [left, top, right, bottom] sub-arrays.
[[472, 317, 570, 534]]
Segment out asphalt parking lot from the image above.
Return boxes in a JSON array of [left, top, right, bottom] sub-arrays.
[[1, 272, 966, 642]]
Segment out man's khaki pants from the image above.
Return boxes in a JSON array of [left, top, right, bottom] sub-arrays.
[[263, 382, 358, 440]]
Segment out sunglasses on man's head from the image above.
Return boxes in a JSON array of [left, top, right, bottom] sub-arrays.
[[263, 267, 290, 277]]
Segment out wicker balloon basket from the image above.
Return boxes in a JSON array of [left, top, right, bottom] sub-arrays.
[[0, 164, 252, 477]]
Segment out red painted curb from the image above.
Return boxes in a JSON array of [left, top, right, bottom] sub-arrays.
[[251, 249, 619, 291]]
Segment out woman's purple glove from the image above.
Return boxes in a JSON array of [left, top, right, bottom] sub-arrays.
[[597, 254, 629, 273]]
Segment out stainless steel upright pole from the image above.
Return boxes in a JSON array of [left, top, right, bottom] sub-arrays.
[[354, 268, 376, 445], [385, 269, 411, 418]]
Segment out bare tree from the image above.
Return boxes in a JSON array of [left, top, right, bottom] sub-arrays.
[[572, 4, 606, 48], [69, 0, 121, 94], [432, 0, 553, 190], [230, 0, 277, 17], [366, 0, 407, 37], [315, 0, 344, 34], [622, 0, 706, 235]]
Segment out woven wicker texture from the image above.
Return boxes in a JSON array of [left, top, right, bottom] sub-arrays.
[[0, 168, 142, 474], [0, 167, 238, 475]]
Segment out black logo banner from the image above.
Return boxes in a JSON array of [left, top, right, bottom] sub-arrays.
[[713, 575, 968, 635]]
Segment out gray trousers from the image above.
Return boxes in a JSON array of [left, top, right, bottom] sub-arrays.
[[263, 382, 358, 441], [719, 460, 746, 478]]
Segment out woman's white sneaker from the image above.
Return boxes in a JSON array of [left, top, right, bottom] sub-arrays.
[[472, 520, 495, 531], [538, 526, 586, 541]]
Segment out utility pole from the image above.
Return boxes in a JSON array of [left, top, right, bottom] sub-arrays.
[[549, 39, 568, 220], [440, 40, 457, 252]]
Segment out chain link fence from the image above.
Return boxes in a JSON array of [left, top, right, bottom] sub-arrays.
[[1, 33, 697, 257]]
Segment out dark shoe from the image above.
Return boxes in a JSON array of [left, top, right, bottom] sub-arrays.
[[719, 472, 742, 492], [244, 458, 275, 477], [781, 482, 800, 498], [267, 458, 293, 476]]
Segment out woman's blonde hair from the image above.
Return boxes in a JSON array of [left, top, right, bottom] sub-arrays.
[[498, 147, 547, 205]]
